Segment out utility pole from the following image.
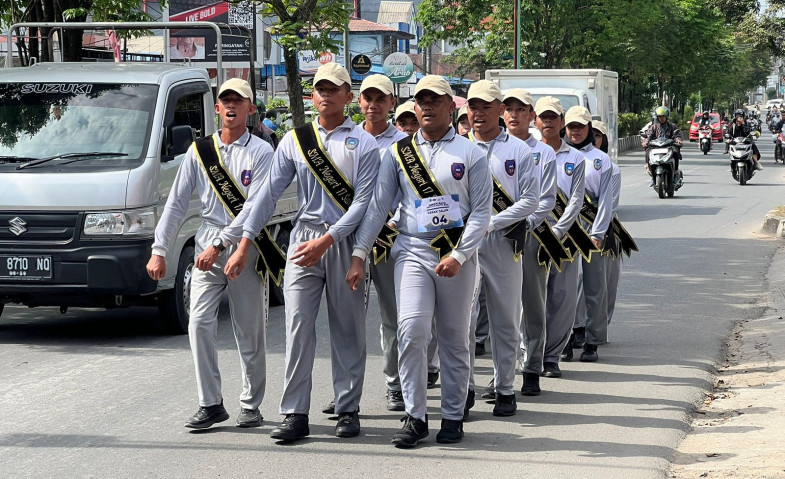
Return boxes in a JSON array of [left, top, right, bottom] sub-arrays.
[[514, 0, 521, 68]]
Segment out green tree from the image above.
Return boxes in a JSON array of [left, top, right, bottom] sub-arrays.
[[258, 0, 352, 127]]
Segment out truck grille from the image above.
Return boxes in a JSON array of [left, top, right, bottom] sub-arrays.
[[0, 213, 79, 245]]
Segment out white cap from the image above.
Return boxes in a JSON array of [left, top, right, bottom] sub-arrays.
[[395, 101, 416, 120], [360, 74, 394, 95], [415, 75, 453, 97], [534, 96, 564, 116], [564, 106, 592, 125], [503, 88, 534, 106], [313, 62, 351, 87], [456, 104, 468, 120], [218, 78, 253, 99], [593, 120, 608, 135], [466, 80, 503, 103]]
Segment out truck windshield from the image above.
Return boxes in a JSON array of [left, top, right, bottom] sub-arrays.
[[530, 94, 581, 111], [0, 83, 157, 167]]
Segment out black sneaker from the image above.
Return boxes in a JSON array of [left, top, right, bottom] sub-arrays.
[[463, 388, 475, 421], [335, 410, 361, 438], [427, 371, 439, 389], [184, 402, 230, 429], [520, 372, 541, 396], [387, 389, 405, 411], [480, 378, 496, 400], [391, 414, 429, 448], [580, 344, 598, 362], [322, 400, 335, 415], [492, 393, 516, 416], [270, 414, 309, 442], [561, 344, 574, 361], [572, 327, 586, 349], [542, 362, 562, 378], [235, 408, 263, 428], [475, 342, 486, 356], [436, 418, 464, 443]]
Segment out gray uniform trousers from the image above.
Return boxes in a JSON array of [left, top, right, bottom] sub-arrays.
[[189, 223, 268, 410], [579, 225, 609, 346], [605, 249, 622, 326], [474, 288, 489, 345], [543, 256, 580, 364], [280, 222, 367, 415], [394, 235, 478, 421], [574, 262, 587, 329], [471, 232, 523, 395], [520, 233, 549, 374], [372, 257, 441, 391]]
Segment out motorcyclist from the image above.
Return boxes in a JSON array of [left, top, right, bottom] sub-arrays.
[[642, 106, 683, 186], [697, 110, 712, 127], [726, 109, 763, 171]]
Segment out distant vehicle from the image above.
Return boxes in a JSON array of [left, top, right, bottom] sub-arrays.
[[688, 112, 722, 142], [765, 99, 783, 110]]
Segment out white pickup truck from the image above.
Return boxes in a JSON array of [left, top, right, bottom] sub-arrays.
[[0, 61, 296, 332]]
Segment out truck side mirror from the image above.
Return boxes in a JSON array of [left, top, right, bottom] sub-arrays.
[[163, 125, 195, 162]]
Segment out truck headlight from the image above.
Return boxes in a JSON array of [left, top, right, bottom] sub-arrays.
[[83, 207, 157, 237]]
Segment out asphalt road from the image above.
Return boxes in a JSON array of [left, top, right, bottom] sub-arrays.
[[1, 135, 783, 478]]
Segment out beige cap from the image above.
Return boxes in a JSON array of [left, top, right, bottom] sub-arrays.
[[360, 74, 394, 95], [593, 120, 608, 135], [415, 75, 452, 97], [466, 80, 503, 103], [503, 88, 534, 106], [456, 104, 468, 120], [395, 101, 416, 120], [564, 106, 592, 125], [534, 96, 564, 116], [218, 78, 253, 99], [313, 62, 351, 87]]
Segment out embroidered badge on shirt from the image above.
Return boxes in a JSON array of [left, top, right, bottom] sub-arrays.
[[594, 158, 602, 171], [533, 152, 541, 165], [505, 159, 516, 176], [241, 169, 252, 187], [565, 162, 575, 176], [345, 137, 359, 150], [451, 162, 465, 180]]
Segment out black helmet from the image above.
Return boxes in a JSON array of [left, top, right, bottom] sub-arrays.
[[702, 110, 709, 116], [734, 109, 745, 118]]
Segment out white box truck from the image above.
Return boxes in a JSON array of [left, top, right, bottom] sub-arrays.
[[485, 69, 619, 160]]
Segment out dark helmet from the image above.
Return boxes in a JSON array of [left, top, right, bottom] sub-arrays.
[[734, 109, 745, 118], [702, 110, 709, 117]]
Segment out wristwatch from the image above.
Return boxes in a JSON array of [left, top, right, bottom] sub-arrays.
[[211, 237, 225, 252]]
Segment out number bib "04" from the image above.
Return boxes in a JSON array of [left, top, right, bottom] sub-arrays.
[[415, 194, 464, 233]]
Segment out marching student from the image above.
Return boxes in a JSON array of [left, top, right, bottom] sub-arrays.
[[395, 101, 419, 136], [147, 78, 274, 430], [347, 75, 492, 447], [464, 80, 539, 417], [224, 63, 380, 442]]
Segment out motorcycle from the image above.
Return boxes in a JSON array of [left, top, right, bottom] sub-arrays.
[[646, 137, 682, 198], [698, 125, 712, 155], [727, 133, 756, 185], [774, 130, 785, 164]]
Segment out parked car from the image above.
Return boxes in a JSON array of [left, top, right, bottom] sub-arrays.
[[688, 112, 722, 142]]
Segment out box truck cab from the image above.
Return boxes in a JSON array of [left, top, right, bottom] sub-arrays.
[[485, 69, 619, 160], [0, 62, 219, 332]]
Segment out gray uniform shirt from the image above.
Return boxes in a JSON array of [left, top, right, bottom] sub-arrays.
[[353, 127, 492, 264], [152, 130, 274, 256], [524, 135, 558, 228], [579, 143, 613, 240], [549, 140, 586, 240], [233, 117, 380, 243]]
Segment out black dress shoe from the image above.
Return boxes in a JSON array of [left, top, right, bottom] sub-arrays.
[[392, 414, 428, 448], [427, 371, 439, 388], [436, 418, 464, 443], [387, 390, 405, 411], [270, 414, 309, 442], [561, 344, 574, 361], [322, 400, 335, 415], [572, 327, 586, 349], [580, 344, 598, 362], [185, 402, 230, 429], [335, 410, 361, 438], [542, 361, 562, 378], [492, 393, 516, 417], [520, 372, 541, 396], [235, 408, 263, 428], [475, 342, 486, 356], [463, 388, 475, 421]]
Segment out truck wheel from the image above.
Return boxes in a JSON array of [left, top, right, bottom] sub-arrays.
[[159, 244, 194, 334], [269, 223, 292, 307]]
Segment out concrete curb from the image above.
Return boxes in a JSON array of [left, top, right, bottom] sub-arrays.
[[762, 206, 785, 237]]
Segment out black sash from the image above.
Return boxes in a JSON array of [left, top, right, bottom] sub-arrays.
[[579, 195, 638, 258], [395, 134, 464, 261], [532, 220, 572, 272], [193, 136, 286, 286], [491, 178, 527, 260], [552, 191, 600, 262], [293, 122, 397, 263]]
